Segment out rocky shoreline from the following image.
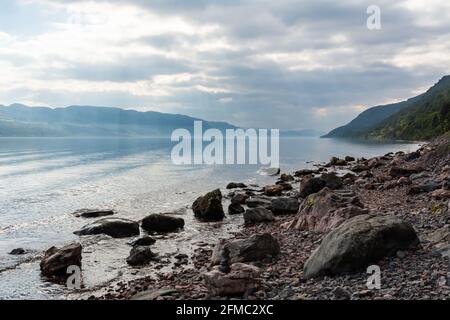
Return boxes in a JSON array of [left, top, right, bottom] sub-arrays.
[[33, 135, 450, 300]]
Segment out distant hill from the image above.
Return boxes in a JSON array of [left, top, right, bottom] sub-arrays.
[[0, 104, 236, 137], [323, 76, 450, 140]]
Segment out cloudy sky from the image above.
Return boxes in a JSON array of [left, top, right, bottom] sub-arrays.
[[0, 0, 450, 131]]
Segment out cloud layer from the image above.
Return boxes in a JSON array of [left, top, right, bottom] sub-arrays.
[[1, 0, 450, 130]]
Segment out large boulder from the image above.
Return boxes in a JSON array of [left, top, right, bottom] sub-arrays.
[[72, 209, 115, 218], [270, 197, 299, 215], [287, 188, 368, 232], [303, 214, 419, 279], [244, 207, 275, 224], [74, 218, 139, 238], [203, 263, 260, 296], [141, 214, 184, 233], [40, 243, 82, 278], [192, 189, 225, 221], [126, 246, 158, 266], [299, 176, 326, 198], [211, 233, 280, 266]]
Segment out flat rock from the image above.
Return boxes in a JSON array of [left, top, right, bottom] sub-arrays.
[[72, 209, 115, 218], [74, 217, 139, 238], [244, 207, 275, 224], [203, 263, 260, 297], [131, 288, 178, 300]]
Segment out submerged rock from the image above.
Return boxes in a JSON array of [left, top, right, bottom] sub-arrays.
[[128, 236, 156, 247], [226, 182, 247, 189], [203, 263, 260, 297], [192, 189, 225, 222], [40, 243, 82, 278], [74, 217, 139, 238], [72, 209, 115, 218], [303, 214, 419, 279], [141, 214, 184, 233], [126, 246, 158, 266]]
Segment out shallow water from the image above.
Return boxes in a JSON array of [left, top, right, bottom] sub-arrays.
[[0, 137, 420, 299]]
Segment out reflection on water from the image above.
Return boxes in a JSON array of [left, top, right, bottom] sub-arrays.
[[0, 137, 420, 299]]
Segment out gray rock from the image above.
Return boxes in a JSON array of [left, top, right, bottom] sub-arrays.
[[40, 243, 82, 278], [270, 197, 299, 215], [228, 203, 245, 215], [126, 246, 157, 266], [74, 218, 139, 238], [131, 288, 178, 300], [141, 214, 184, 233], [288, 188, 368, 232], [9, 248, 26, 255], [128, 236, 156, 247], [226, 182, 247, 189], [244, 207, 275, 224], [211, 233, 280, 266], [246, 196, 272, 209], [231, 193, 249, 205], [303, 214, 419, 279], [72, 209, 115, 218], [192, 189, 225, 221], [203, 263, 260, 297]]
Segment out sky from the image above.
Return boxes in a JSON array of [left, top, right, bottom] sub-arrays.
[[0, 0, 450, 131]]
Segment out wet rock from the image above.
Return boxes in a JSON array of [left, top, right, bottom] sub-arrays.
[[287, 188, 368, 232], [126, 246, 158, 266], [345, 156, 355, 162], [128, 236, 156, 247], [228, 203, 245, 215], [192, 189, 225, 222], [9, 248, 26, 255], [74, 218, 139, 238], [141, 214, 184, 233], [203, 263, 260, 296], [388, 166, 420, 178], [40, 243, 82, 278], [231, 193, 249, 205], [404, 151, 421, 161], [263, 184, 284, 197], [246, 196, 272, 209], [294, 169, 319, 177], [328, 157, 347, 166], [211, 233, 280, 266], [226, 182, 247, 189], [244, 207, 275, 224], [276, 181, 293, 191], [280, 173, 294, 182], [303, 214, 419, 279], [72, 209, 115, 218], [270, 197, 299, 215]]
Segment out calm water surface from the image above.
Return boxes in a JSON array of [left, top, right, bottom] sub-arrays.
[[0, 137, 420, 299]]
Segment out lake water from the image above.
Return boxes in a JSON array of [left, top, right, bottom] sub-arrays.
[[0, 137, 420, 299]]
